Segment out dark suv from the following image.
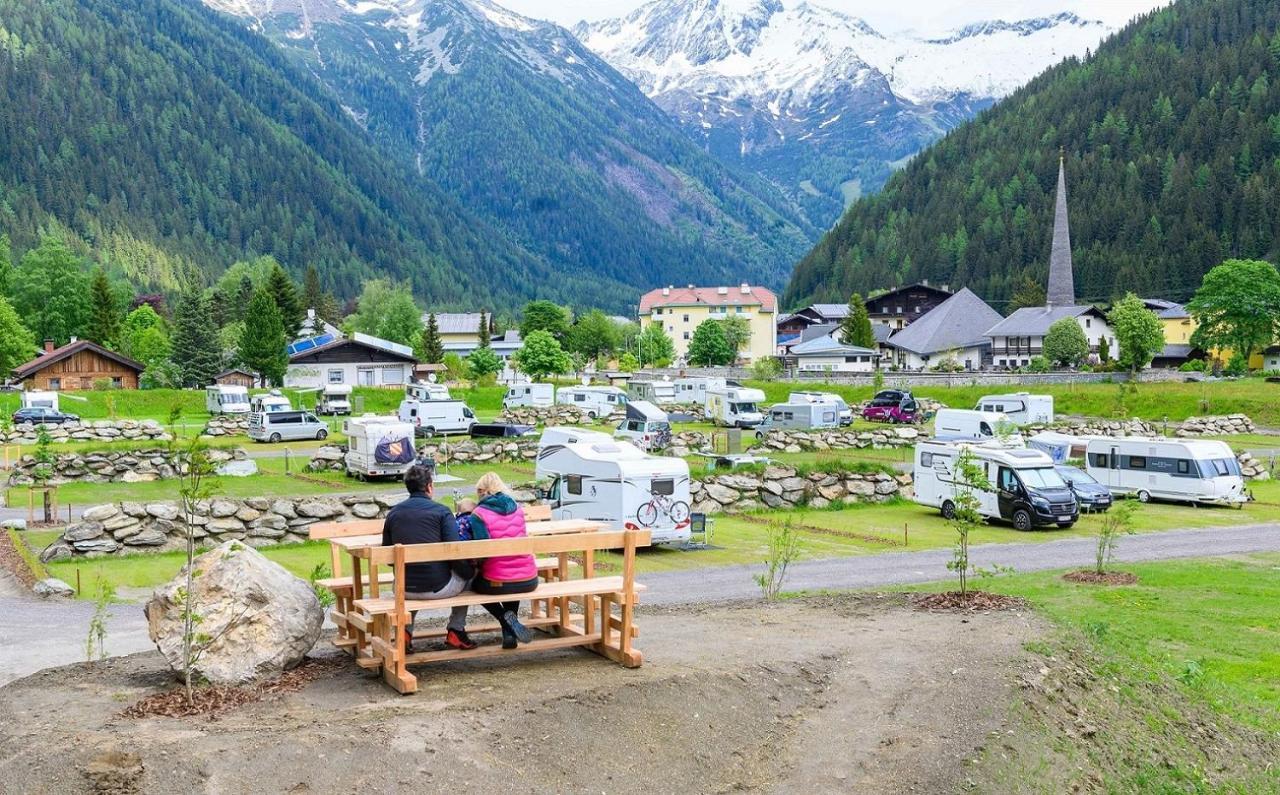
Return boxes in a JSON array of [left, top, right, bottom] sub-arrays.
[[12, 407, 80, 425]]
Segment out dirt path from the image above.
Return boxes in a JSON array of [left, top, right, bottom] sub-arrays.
[[0, 596, 1042, 794]]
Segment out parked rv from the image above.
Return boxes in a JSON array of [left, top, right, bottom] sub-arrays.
[[627, 379, 676, 404], [538, 426, 613, 448], [1084, 437, 1247, 506], [555, 385, 627, 419], [315, 384, 353, 415], [757, 401, 841, 434], [20, 390, 60, 411], [974, 393, 1054, 425], [250, 390, 292, 414], [343, 416, 417, 480], [503, 382, 554, 409], [206, 385, 250, 415], [789, 391, 853, 425], [247, 410, 328, 443], [672, 376, 726, 406], [913, 440, 1079, 530], [614, 400, 673, 451], [1055, 465, 1113, 513], [398, 398, 476, 438], [933, 409, 1020, 443], [706, 387, 765, 428], [861, 389, 922, 424], [405, 381, 451, 402], [535, 437, 692, 545]]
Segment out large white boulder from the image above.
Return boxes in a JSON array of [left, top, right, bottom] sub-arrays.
[[143, 540, 323, 685]]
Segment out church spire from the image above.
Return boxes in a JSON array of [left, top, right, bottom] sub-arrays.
[[1046, 152, 1076, 307]]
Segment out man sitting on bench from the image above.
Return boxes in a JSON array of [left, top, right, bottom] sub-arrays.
[[381, 463, 477, 650]]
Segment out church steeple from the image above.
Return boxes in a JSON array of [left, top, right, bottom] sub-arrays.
[[1046, 152, 1076, 307]]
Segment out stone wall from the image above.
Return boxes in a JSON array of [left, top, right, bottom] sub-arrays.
[[40, 495, 400, 561], [1032, 418, 1160, 437], [1174, 415, 1256, 436], [3, 419, 170, 445], [1238, 451, 1273, 481], [307, 438, 541, 472], [691, 466, 912, 515], [7, 447, 251, 486], [755, 427, 923, 454], [203, 416, 251, 437], [498, 405, 623, 426]]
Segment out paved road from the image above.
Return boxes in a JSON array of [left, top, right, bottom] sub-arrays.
[[2, 522, 1278, 687]]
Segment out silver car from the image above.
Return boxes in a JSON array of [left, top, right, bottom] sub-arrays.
[[248, 410, 329, 443]]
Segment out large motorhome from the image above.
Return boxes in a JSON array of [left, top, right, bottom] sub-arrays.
[[503, 382, 554, 409], [705, 387, 766, 428], [672, 376, 726, 406], [913, 440, 1079, 530], [757, 400, 841, 434], [973, 393, 1054, 425], [315, 384, 353, 415], [1084, 437, 1247, 506], [405, 381, 451, 402], [343, 416, 418, 480], [398, 398, 476, 438], [788, 391, 853, 426], [206, 385, 250, 415], [250, 390, 292, 414], [535, 437, 692, 545], [933, 409, 1021, 443], [627, 379, 676, 404], [555, 385, 627, 419]]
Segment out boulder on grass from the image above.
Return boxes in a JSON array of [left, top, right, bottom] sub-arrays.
[[143, 540, 323, 685], [33, 578, 75, 598]]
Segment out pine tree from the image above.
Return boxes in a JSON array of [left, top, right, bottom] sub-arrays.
[[838, 293, 875, 348], [301, 264, 340, 325], [171, 292, 223, 387], [421, 313, 445, 363], [266, 263, 304, 340], [240, 288, 288, 386], [477, 310, 491, 349], [86, 268, 121, 348]]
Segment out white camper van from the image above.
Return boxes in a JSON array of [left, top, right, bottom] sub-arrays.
[[614, 400, 673, 451], [405, 381, 451, 402], [1084, 437, 1247, 505], [672, 376, 726, 406], [757, 400, 840, 434], [20, 390, 60, 411], [250, 390, 292, 413], [398, 398, 476, 438], [789, 391, 853, 426], [974, 393, 1054, 425], [503, 382, 554, 409], [538, 426, 613, 448], [555, 385, 627, 418], [315, 384, 353, 415], [343, 416, 418, 480], [627, 379, 676, 404], [205, 385, 250, 415], [536, 438, 692, 545], [706, 387, 766, 428], [933, 409, 1021, 443], [913, 440, 1079, 530]]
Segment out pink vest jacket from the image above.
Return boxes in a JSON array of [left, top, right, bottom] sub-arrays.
[[473, 504, 537, 583]]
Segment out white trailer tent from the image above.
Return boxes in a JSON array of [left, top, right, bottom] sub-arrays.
[[913, 440, 1079, 530], [535, 438, 692, 545], [788, 391, 853, 425], [627, 379, 676, 404], [555, 385, 628, 418], [205, 385, 250, 415], [672, 376, 725, 405], [1084, 437, 1247, 505], [503, 382, 553, 409], [20, 390, 59, 411], [706, 387, 766, 427], [343, 416, 418, 480], [974, 393, 1054, 425]]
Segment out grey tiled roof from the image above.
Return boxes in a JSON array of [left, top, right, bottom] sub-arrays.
[[1047, 157, 1076, 306], [1156, 344, 1195, 359], [809, 304, 851, 320], [885, 288, 1003, 355], [985, 305, 1099, 337], [790, 333, 877, 357], [425, 312, 483, 334], [872, 323, 894, 343]]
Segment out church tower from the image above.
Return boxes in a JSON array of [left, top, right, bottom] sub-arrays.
[[1046, 154, 1076, 307]]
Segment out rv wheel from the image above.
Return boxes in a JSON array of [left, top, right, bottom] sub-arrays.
[[423, 426, 436, 438], [1137, 490, 1151, 503], [316, 429, 328, 441], [269, 432, 282, 443], [587, 411, 597, 419], [940, 500, 956, 520], [1012, 509, 1032, 531]]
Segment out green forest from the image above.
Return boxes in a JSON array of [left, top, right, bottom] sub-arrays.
[[784, 0, 1280, 309]]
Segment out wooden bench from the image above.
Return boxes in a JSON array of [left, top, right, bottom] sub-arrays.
[[349, 529, 649, 694]]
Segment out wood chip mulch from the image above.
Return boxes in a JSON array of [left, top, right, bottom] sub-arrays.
[[909, 591, 1028, 612], [1062, 570, 1139, 585], [120, 656, 347, 720]]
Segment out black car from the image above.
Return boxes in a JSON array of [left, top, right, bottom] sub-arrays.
[[469, 423, 537, 439], [11, 406, 80, 425], [1055, 465, 1113, 513]]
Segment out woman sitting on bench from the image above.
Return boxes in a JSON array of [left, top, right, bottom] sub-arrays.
[[467, 472, 540, 649]]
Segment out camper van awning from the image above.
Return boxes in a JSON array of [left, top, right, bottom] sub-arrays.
[[626, 400, 668, 423]]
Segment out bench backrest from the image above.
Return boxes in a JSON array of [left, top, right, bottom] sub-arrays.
[[523, 503, 552, 522], [360, 529, 650, 565], [311, 519, 382, 540]]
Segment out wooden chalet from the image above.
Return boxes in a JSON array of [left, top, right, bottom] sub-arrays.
[[12, 339, 145, 391]]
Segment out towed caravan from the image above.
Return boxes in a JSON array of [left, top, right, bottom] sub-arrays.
[[20, 390, 60, 411], [555, 385, 627, 418], [913, 440, 1079, 530], [205, 385, 250, 415], [789, 391, 853, 425], [503, 382, 554, 409], [672, 376, 726, 405], [343, 416, 418, 480], [757, 400, 840, 434], [973, 393, 1054, 425], [627, 379, 676, 404], [933, 409, 1020, 443], [1084, 437, 1247, 506]]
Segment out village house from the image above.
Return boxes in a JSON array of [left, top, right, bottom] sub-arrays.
[[283, 332, 417, 388], [864, 282, 953, 331], [787, 332, 878, 373], [11, 339, 145, 391], [213, 368, 256, 388], [884, 288, 1002, 370], [639, 283, 777, 363], [423, 312, 491, 357]]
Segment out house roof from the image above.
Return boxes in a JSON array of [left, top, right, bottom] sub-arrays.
[[425, 312, 484, 335], [886, 288, 1003, 356], [13, 339, 144, 378], [215, 368, 255, 378], [864, 282, 953, 309], [287, 334, 417, 364], [872, 323, 895, 344], [296, 309, 342, 341], [638, 285, 777, 313], [1156, 303, 1190, 319], [985, 305, 1104, 337], [780, 322, 840, 351], [808, 303, 850, 320], [1155, 344, 1197, 360], [789, 332, 877, 357]]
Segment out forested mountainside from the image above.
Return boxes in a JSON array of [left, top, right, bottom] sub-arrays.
[[205, 0, 816, 302], [784, 0, 1280, 309]]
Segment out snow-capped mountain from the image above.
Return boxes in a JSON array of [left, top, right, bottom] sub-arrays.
[[577, 0, 1113, 221]]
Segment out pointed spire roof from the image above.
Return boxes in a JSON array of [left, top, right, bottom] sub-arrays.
[[1046, 153, 1076, 307]]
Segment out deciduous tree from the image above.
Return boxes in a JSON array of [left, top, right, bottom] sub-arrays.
[[636, 323, 674, 367], [9, 236, 89, 345], [1187, 259, 1280, 364], [519, 300, 570, 341], [0, 295, 36, 375], [719, 315, 752, 357], [513, 330, 572, 380], [1043, 317, 1088, 367], [566, 309, 621, 361], [1108, 293, 1166, 374], [687, 319, 734, 366]]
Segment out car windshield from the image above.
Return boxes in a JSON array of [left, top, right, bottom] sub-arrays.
[[732, 402, 758, 413], [1018, 467, 1068, 490], [1199, 457, 1242, 478], [1057, 466, 1096, 485]]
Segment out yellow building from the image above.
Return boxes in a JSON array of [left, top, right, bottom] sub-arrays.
[[1148, 300, 1264, 368], [638, 284, 778, 363]]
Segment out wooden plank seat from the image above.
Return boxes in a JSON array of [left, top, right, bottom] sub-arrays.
[[314, 558, 574, 591]]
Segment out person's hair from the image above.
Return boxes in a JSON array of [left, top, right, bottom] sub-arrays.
[[474, 472, 508, 499], [455, 496, 477, 513], [404, 463, 434, 495]]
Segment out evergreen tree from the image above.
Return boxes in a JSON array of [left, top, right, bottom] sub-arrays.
[[838, 293, 875, 348], [171, 292, 223, 387], [302, 264, 340, 324], [421, 313, 445, 363], [86, 268, 121, 348], [240, 288, 288, 386], [0, 295, 36, 375], [687, 320, 734, 366], [477, 310, 491, 349], [1008, 275, 1047, 311], [9, 236, 90, 346], [0, 233, 12, 296], [266, 262, 304, 340]]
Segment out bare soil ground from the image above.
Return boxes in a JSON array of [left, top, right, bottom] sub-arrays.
[[0, 594, 1043, 794]]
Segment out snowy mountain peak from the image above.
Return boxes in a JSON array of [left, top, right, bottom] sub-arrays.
[[932, 12, 1104, 44]]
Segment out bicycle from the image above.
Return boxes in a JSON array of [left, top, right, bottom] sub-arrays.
[[636, 490, 690, 527]]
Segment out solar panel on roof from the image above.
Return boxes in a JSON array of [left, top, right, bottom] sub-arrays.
[[286, 333, 336, 357]]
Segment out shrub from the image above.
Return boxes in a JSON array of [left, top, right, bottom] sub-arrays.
[[1179, 359, 1208, 372], [1027, 356, 1052, 373]]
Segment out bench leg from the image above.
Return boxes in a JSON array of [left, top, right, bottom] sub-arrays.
[[373, 610, 417, 694], [588, 593, 643, 668]]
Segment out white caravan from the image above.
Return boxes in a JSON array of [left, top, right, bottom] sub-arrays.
[[20, 391, 60, 411], [705, 387, 766, 428], [789, 391, 853, 426], [973, 393, 1054, 425], [913, 441, 1079, 530], [627, 379, 676, 404], [205, 385, 250, 415], [555, 385, 628, 418], [672, 376, 726, 405], [503, 382, 554, 409], [315, 384, 353, 415], [405, 381, 451, 402], [535, 438, 692, 545], [343, 416, 418, 480], [250, 390, 292, 413], [1084, 437, 1247, 506], [757, 400, 841, 434], [398, 398, 476, 438], [933, 409, 1021, 443]]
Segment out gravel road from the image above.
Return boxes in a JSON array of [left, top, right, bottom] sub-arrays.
[[2, 522, 1278, 687]]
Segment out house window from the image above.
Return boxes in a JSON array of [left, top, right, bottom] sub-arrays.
[[683, 332, 690, 340], [683, 314, 689, 322], [1085, 318, 1091, 327], [112, 376, 123, 388], [383, 367, 405, 385], [668, 326, 674, 333], [896, 307, 903, 314], [48, 378, 60, 390], [358, 368, 375, 386], [327, 369, 344, 384], [735, 306, 743, 313]]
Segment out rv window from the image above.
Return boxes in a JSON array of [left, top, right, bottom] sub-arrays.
[[566, 476, 583, 496], [652, 479, 674, 496], [1206, 458, 1239, 477], [784, 411, 794, 420], [921, 452, 933, 467], [979, 422, 993, 436], [1129, 456, 1147, 470], [574, 394, 585, 402], [998, 467, 1017, 492], [547, 478, 561, 502], [1177, 460, 1190, 474], [1090, 453, 1110, 468], [822, 411, 837, 423]]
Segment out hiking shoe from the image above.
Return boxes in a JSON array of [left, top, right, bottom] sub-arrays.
[[446, 628, 477, 651], [504, 611, 534, 644], [501, 629, 518, 650], [402, 628, 414, 651]]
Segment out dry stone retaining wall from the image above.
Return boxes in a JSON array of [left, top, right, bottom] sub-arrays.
[[203, 416, 251, 437], [3, 419, 170, 445], [307, 439, 541, 472], [6, 447, 250, 486], [690, 466, 913, 515], [1174, 415, 1256, 436], [498, 405, 623, 426], [755, 427, 924, 454]]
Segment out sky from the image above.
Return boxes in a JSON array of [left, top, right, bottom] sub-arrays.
[[499, 0, 1169, 34]]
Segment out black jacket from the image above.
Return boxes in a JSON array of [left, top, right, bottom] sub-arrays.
[[381, 493, 464, 594]]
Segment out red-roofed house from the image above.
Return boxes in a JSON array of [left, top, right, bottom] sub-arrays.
[[638, 283, 778, 363]]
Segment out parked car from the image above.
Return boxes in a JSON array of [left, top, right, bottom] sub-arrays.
[[861, 389, 922, 424], [470, 423, 537, 438], [1055, 465, 1113, 513], [12, 407, 80, 425], [247, 410, 329, 443]]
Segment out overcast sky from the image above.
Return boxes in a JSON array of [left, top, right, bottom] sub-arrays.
[[501, 0, 1169, 34]]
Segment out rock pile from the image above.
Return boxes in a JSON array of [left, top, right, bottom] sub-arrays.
[[307, 438, 541, 472], [203, 416, 251, 437], [6, 447, 251, 486], [755, 427, 923, 454], [3, 419, 170, 445], [666, 431, 710, 457], [498, 405, 622, 426], [40, 494, 400, 561], [1176, 415, 1257, 436], [1237, 451, 1272, 481], [1035, 419, 1160, 437], [689, 466, 912, 515]]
